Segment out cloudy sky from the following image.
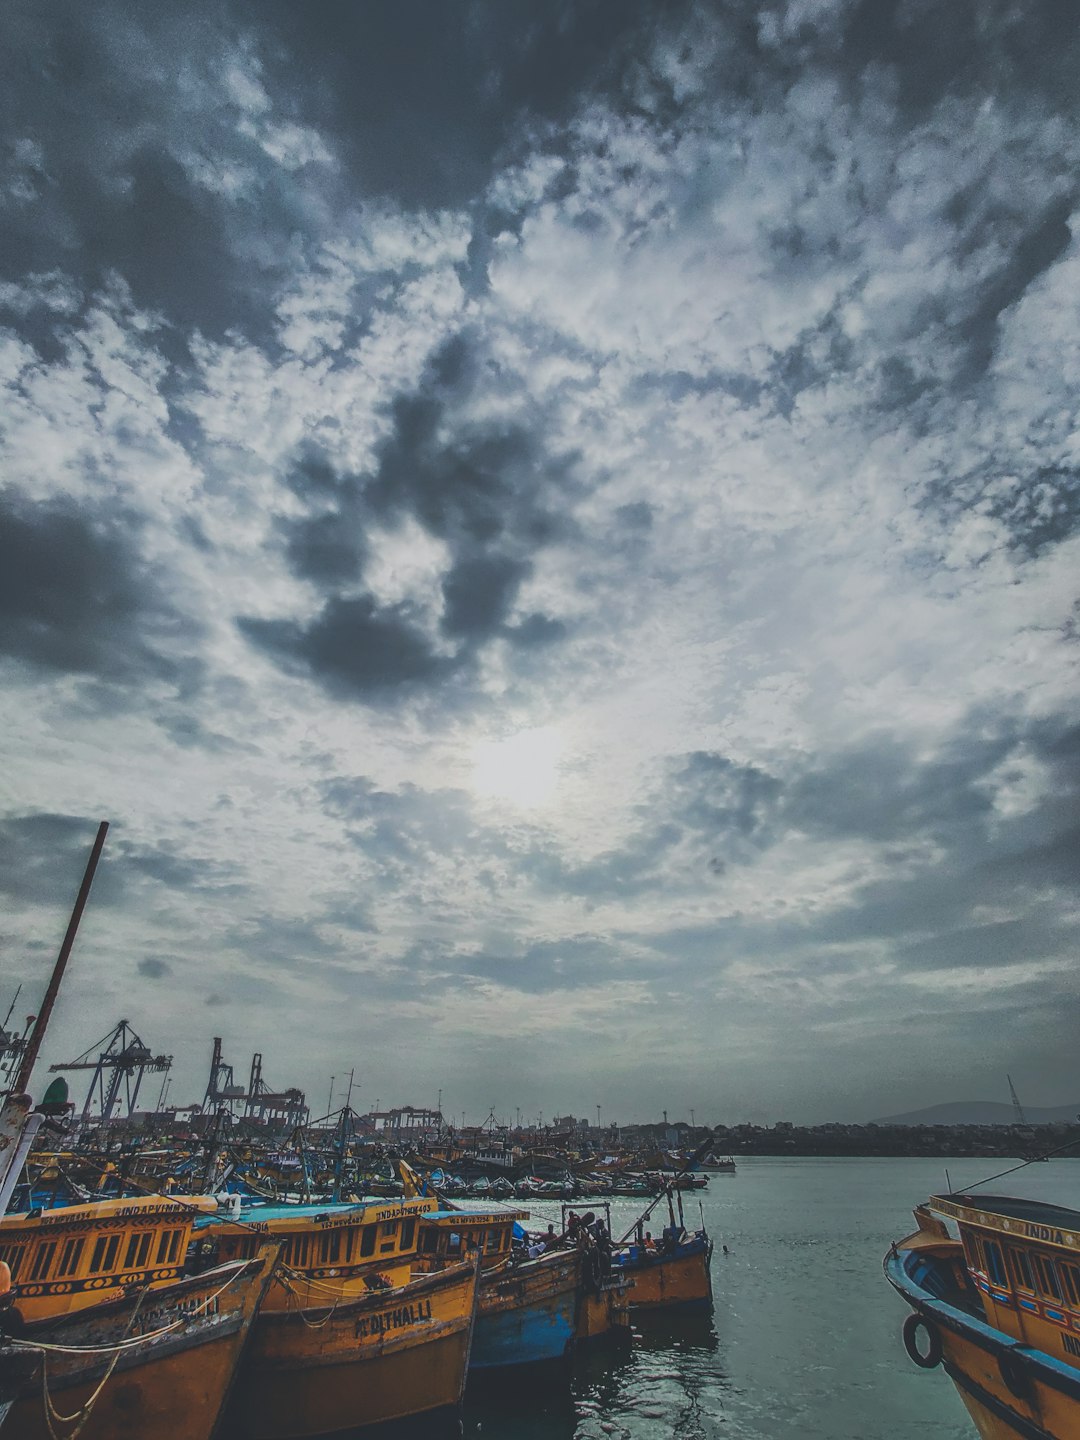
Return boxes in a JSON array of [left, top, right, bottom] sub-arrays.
[[2, 1, 1078, 1126]]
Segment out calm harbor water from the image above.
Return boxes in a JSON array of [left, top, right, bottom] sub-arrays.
[[455, 1155, 1079, 1440]]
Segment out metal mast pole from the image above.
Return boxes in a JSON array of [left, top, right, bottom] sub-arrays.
[[13, 820, 109, 1097]]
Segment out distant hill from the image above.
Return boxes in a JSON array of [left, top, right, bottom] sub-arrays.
[[873, 1101, 1080, 1127]]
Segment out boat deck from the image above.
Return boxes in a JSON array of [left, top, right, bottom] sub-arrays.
[[942, 1192, 1080, 1231]]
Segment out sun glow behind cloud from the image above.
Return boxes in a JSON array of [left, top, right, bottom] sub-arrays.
[[471, 727, 564, 809]]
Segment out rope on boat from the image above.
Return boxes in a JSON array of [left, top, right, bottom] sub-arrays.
[[278, 1271, 341, 1329], [36, 1287, 147, 1440], [7, 1262, 252, 1356]]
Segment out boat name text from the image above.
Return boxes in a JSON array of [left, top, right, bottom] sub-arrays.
[[1023, 1222, 1068, 1244], [354, 1299, 433, 1339]]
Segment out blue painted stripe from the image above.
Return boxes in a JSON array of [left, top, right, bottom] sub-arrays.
[[885, 1249, 1080, 1397], [470, 1291, 576, 1370], [1045, 1307, 1065, 1324]]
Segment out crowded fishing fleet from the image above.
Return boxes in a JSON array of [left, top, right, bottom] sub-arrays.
[[0, 824, 719, 1437]]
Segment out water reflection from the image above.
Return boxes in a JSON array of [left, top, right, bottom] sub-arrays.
[[461, 1315, 726, 1440], [630, 1309, 719, 1354]]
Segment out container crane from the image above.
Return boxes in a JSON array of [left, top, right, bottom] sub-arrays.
[[49, 1019, 172, 1123]]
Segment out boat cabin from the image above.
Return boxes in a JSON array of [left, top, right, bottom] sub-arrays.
[[200, 1195, 439, 1309], [0, 1194, 218, 1322], [929, 1192, 1080, 1363], [414, 1208, 528, 1271]]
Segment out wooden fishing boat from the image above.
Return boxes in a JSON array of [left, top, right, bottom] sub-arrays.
[[0, 1244, 280, 1440], [414, 1205, 629, 1370], [886, 1190, 1080, 1440], [0, 1193, 223, 1322], [615, 1222, 713, 1309], [610, 1178, 714, 1311], [204, 1197, 479, 1437]]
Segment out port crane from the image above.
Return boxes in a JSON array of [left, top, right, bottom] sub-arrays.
[[201, 1037, 308, 1126], [49, 1018, 172, 1123]]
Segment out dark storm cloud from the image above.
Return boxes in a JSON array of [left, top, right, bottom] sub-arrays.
[[240, 596, 455, 700], [250, 334, 580, 700], [0, 0, 668, 344], [137, 957, 172, 980], [840, 0, 1080, 117], [115, 841, 244, 896], [0, 3, 300, 341], [242, 0, 665, 210], [0, 494, 196, 688]]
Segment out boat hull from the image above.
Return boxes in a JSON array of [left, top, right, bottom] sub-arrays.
[[225, 1260, 477, 1438], [574, 1275, 631, 1347], [619, 1235, 713, 1309], [0, 1254, 275, 1440], [470, 1250, 579, 1370], [885, 1250, 1080, 1440]]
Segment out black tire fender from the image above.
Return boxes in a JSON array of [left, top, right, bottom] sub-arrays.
[[903, 1312, 943, 1369], [998, 1348, 1031, 1400]]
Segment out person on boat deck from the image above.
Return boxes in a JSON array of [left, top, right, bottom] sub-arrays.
[[545, 1223, 558, 1248], [643, 1231, 656, 1251]]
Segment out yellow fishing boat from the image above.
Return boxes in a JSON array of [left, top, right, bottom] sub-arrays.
[[204, 1197, 479, 1437], [0, 1192, 221, 1321], [886, 1190, 1080, 1439], [0, 1193, 280, 1440], [0, 1247, 279, 1440]]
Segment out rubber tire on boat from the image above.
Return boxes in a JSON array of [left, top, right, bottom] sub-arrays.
[[902, 1313, 942, 1369], [997, 1349, 1031, 1401]]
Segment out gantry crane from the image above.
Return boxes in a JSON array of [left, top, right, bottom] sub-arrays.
[[245, 1051, 308, 1128], [1007, 1074, 1028, 1127], [49, 1019, 172, 1123], [202, 1036, 247, 1113]]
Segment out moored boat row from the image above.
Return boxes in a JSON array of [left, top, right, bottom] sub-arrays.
[[0, 823, 717, 1438], [0, 1181, 713, 1437]]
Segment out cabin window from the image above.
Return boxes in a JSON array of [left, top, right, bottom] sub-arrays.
[[399, 1219, 415, 1251], [318, 1231, 341, 1266], [420, 1229, 439, 1254], [155, 1229, 184, 1266], [983, 1240, 1008, 1289], [1008, 1248, 1035, 1291], [961, 1232, 982, 1271], [487, 1228, 501, 1253], [0, 1243, 26, 1280], [89, 1234, 122, 1274], [360, 1225, 376, 1258], [378, 1220, 398, 1254], [286, 1235, 310, 1268], [123, 1232, 154, 1271], [29, 1241, 57, 1282], [1059, 1262, 1080, 1308], [1032, 1253, 1063, 1303], [57, 1238, 84, 1277]]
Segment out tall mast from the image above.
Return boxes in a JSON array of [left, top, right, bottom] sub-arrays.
[[12, 820, 109, 1097]]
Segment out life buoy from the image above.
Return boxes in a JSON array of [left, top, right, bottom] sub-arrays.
[[902, 1312, 942, 1369], [998, 1349, 1031, 1400]]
